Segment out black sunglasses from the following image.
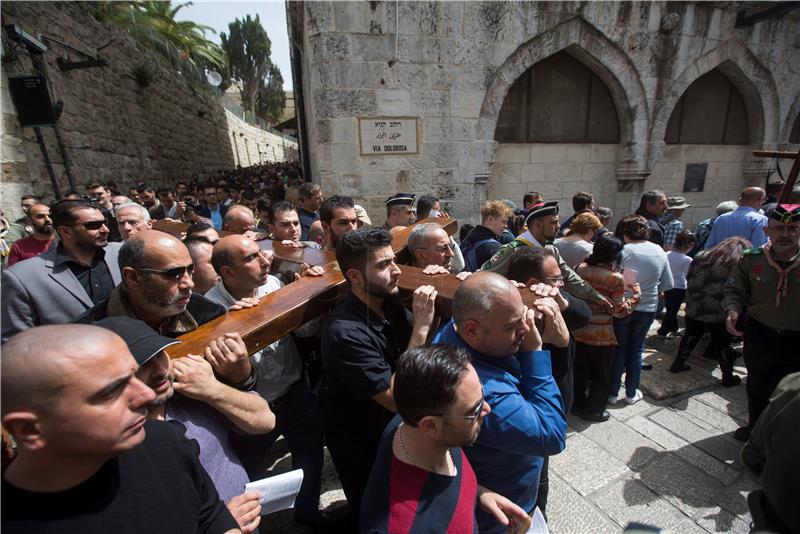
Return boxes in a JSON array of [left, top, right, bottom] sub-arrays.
[[138, 264, 194, 281], [70, 220, 106, 230]]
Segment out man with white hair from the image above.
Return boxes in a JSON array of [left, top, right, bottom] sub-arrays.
[[407, 222, 456, 273], [115, 203, 153, 241]]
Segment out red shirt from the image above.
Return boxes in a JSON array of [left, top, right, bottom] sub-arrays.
[[7, 236, 53, 266]]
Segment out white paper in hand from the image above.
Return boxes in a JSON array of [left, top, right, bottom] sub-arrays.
[[245, 469, 304, 515]]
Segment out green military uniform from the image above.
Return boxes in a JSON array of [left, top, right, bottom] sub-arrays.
[[722, 204, 800, 436], [481, 235, 605, 305], [741, 371, 800, 532]]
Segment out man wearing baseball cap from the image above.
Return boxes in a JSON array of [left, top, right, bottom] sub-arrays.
[[662, 196, 691, 251], [1, 324, 241, 533], [96, 316, 274, 533], [723, 204, 800, 442]]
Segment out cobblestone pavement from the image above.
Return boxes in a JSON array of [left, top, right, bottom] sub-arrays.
[[266, 324, 756, 533]]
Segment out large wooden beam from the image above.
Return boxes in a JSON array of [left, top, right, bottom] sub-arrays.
[[752, 148, 800, 203]]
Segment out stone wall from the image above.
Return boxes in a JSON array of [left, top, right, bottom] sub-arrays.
[[0, 2, 297, 220], [291, 1, 800, 226], [226, 110, 299, 168]]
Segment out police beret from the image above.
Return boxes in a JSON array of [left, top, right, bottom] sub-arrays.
[[385, 193, 416, 208], [524, 201, 560, 226]]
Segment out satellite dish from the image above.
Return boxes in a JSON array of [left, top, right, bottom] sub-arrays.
[[206, 70, 222, 87]]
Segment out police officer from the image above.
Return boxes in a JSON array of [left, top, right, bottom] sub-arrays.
[[382, 193, 416, 230], [723, 204, 800, 441]]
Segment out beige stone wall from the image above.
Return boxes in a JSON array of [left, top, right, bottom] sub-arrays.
[[0, 2, 296, 219], [291, 1, 800, 226], [489, 142, 753, 229]]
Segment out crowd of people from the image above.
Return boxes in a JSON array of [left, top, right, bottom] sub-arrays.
[[1, 169, 799, 533]]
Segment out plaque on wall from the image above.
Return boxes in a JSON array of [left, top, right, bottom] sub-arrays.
[[683, 163, 707, 192], [358, 117, 419, 156]]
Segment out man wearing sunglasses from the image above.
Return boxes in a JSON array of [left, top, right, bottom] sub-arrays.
[[2, 199, 123, 342], [434, 272, 568, 534], [361, 345, 531, 533], [76, 231, 254, 389]]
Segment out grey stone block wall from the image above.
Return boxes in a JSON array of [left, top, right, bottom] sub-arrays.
[[293, 1, 800, 226]]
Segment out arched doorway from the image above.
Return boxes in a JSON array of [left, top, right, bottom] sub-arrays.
[[488, 50, 623, 220]]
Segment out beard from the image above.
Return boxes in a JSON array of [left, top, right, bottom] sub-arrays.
[[142, 285, 191, 317]]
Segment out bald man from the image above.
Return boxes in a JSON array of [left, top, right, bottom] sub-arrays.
[[433, 272, 567, 533], [75, 230, 254, 389], [1, 325, 241, 533], [204, 235, 328, 529], [222, 205, 256, 235], [705, 187, 768, 249]]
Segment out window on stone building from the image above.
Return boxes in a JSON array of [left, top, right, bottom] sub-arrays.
[[665, 68, 749, 145], [790, 114, 800, 144], [495, 51, 620, 143]]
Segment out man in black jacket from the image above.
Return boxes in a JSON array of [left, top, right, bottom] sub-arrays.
[[460, 200, 513, 271], [624, 190, 668, 247]]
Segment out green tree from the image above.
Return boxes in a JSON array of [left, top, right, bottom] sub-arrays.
[[221, 15, 286, 124]]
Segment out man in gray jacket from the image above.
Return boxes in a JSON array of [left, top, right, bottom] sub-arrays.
[[2, 199, 122, 342]]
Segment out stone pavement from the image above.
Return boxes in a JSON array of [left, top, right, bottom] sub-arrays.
[[265, 323, 756, 533]]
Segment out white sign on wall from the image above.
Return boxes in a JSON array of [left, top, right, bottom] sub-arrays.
[[358, 117, 419, 156]]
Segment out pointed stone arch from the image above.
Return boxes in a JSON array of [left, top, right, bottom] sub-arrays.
[[651, 40, 781, 152], [475, 16, 650, 181], [781, 91, 800, 144]]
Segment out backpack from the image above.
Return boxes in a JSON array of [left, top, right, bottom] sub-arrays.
[[461, 237, 498, 272]]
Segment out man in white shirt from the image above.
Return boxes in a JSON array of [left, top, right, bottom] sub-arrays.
[[203, 235, 327, 530]]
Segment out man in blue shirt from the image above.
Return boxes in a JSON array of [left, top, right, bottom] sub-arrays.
[[705, 187, 768, 249], [434, 271, 568, 533]]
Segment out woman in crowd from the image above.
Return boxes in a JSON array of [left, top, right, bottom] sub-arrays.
[[573, 234, 641, 421], [657, 230, 697, 338], [554, 212, 602, 268], [669, 236, 749, 386], [610, 215, 674, 405]]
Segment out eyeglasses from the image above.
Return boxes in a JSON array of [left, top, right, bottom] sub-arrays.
[[70, 220, 106, 230], [544, 276, 565, 287], [138, 264, 194, 281], [430, 395, 485, 424]]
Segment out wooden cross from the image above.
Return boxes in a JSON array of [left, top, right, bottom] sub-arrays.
[[168, 217, 461, 359], [753, 148, 800, 202]]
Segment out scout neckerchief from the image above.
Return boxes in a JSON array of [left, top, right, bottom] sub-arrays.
[[762, 242, 800, 307]]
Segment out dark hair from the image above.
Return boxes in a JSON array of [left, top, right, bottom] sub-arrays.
[[416, 194, 439, 220], [506, 247, 555, 283], [256, 198, 271, 213], [620, 215, 650, 241], [185, 222, 216, 241], [586, 234, 624, 270], [298, 182, 320, 199], [211, 244, 234, 274], [241, 189, 256, 201], [320, 195, 355, 224], [138, 185, 155, 194], [86, 183, 105, 191], [336, 228, 391, 283], [217, 185, 230, 194], [459, 223, 475, 242], [700, 236, 751, 270], [571, 192, 593, 213], [50, 199, 100, 237], [269, 201, 296, 223], [674, 230, 697, 251], [523, 191, 542, 205], [176, 181, 188, 188], [21, 194, 41, 202], [157, 187, 173, 195], [202, 183, 217, 193], [118, 237, 148, 276], [639, 190, 665, 209], [394, 345, 471, 426]]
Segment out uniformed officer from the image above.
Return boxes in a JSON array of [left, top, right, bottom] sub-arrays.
[[723, 203, 800, 441], [382, 193, 416, 230], [481, 201, 610, 308]]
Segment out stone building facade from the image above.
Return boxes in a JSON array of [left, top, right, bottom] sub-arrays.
[[1, 2, 297, 220], [288, 1, 800, 227]]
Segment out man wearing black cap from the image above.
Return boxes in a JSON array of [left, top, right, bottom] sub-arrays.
[[1, 324, 241, 534], [481, 201, 609, 307], [724, 204, 800, 442], [383, 193, 417, 230], [96, 316, 273, 533]]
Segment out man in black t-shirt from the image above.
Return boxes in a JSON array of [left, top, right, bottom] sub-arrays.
[[321, 228, 438, 524], [1, 324, 240, 534]]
